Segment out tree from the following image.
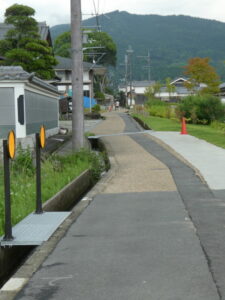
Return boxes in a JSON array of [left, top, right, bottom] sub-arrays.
[[83, 31, 117, 66], [177, 94, 225, 124], [54, 32, 71, 58], [183, 57, 220, 94], [165, 77, 176, 100], [0, 4, 57, 79], [144, 81, 162, 100], [54, 30, 117, 67]]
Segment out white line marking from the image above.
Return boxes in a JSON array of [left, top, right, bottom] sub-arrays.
[[1, 278, 28, 291]]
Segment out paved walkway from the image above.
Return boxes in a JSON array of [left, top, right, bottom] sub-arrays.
[[148, 131, 225, 191], [12, 112, 225, 299]]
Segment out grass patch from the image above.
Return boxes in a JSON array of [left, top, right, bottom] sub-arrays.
[[133, 113, 225, 149], [0, 149, 105, 236], [133, 114, 180, 131]]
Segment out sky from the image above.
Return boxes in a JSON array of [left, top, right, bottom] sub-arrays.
[[1, 0, 225, 26]]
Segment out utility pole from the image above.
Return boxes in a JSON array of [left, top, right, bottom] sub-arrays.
[[71, 0, 84, 150], [126, 46, 133, 107], [125, 54, 128, 107], [137, 50, 151, 81]]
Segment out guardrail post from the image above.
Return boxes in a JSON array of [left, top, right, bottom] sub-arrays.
[[3, 139, 13, 241], [35, 133, 43, 214]]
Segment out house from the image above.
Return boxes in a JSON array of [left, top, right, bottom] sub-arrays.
[[155, 77, 205, 102], [0, 22, 53, 47], [219, 83, 225, 103], [119, 80, 155, 105], [53, 56, 106, 99]]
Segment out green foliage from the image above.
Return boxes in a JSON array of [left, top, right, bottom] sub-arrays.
[[210, 120, 225, 132], [165, 77, 176, 98], [11, 146, 35, 176], [0, 149, 105, 235], [132, 114, 180, 131], [83, 31, 117, 66], [54, 31, 71, 57], [53, 29, 117, 67], [183, 57, 220, 94], [144, 82, 162, 100], [118, 91, 126, 106], [95, 91, 105, 101], [177, 95, 225, 124], [144, 99, 176, 119], [0, 4, 57, 79], [92, 104, 101, 113]]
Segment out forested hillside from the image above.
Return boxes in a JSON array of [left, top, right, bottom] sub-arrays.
[[51, 10, 225, 83]]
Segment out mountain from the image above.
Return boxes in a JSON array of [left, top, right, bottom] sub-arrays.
[[51, 11, 225, 84]]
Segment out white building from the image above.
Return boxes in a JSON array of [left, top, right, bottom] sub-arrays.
[[119, 80, 155, 105]]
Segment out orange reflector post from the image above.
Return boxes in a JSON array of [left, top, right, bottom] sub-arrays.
[[7, 130, 16, 159], [39, 125, 46, 149]]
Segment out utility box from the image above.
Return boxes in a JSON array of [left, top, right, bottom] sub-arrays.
[[0, 66, 60, 140]]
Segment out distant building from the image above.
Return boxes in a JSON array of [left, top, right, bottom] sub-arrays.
[[119, 77, 207, 104], [53, 56, 106, 99], [119, 80, 155, 105], [155, 77, 205, 102], [219, 83, 225, 103]]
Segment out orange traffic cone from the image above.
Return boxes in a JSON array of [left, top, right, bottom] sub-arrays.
[[181, 117, 188, 135]]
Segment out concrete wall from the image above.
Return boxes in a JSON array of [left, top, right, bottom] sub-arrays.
[[0, 87, 15, 139], [25, 90, 58, 135]]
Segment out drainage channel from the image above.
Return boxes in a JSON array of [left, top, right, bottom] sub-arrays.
[[0, 138, 108, 289]]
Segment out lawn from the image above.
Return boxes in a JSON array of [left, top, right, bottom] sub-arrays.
[[133, 114, 225, 149], [0, 149, 104, 236]]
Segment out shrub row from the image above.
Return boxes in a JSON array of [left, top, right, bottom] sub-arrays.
[[176, 95, 225, 124]]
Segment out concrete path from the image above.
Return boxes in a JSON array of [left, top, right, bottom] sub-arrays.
[[149, 131, 225, 191], [14, 112, 224, 299]]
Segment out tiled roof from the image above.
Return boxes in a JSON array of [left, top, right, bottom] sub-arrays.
[[55, 56, 106, 72], [132, 80, 155, 87], [0, 66, 31, 80], [0, 22, 50, 41], [0, 66, 59, 94]]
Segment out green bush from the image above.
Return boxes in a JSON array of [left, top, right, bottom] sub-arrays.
[[177, 95, 225, 124], [95, 91, 105, 101], [145, 99, 176, 119], [92, 104, 101, 113], [145, 99, 167, 107], [210, 120, 225, 132], [11, 145, 35, 176]]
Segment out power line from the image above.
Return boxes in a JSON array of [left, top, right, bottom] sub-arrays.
[[137, 50, 151, 81], [92, 0, 101, 31]]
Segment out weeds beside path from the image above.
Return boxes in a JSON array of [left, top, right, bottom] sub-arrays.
[[0, 149, 105, 236]]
